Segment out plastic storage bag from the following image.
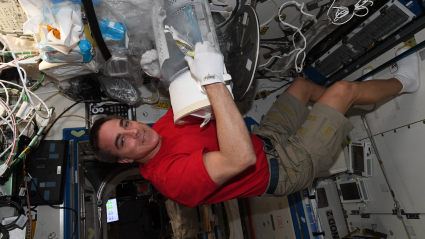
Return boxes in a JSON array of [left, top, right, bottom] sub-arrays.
[[100, 49, 141, 77], [37, 39, 93, 63], [39, 47, 104, 81], [95, 0, 154, 55], [98, 75, 142, 105]]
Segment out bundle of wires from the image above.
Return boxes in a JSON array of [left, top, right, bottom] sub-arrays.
[[327, 0, 373, 25], [258, 1, 316, 74], [0, 35, 52, 176], [1, 36, 81, 239]]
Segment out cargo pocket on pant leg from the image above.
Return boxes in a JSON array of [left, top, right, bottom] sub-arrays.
[[272, 143, 302, 196], [283, 144, 316, 194]]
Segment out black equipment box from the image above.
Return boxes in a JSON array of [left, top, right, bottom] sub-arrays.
[[27, 140, 69, 205]]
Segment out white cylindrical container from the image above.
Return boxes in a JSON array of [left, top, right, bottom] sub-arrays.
[[152, 0, 231, 125], [168, 71, 212, 124], [169, 70, 232, 124]]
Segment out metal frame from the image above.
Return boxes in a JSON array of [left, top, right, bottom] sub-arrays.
[[323, 15, 425, 85]]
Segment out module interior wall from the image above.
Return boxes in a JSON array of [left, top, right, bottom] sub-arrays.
[[343, 28, 425, 238]]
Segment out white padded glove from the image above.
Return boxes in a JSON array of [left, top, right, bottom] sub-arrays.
[[184, 42, 225, 92], [140, 49, 161, 78]]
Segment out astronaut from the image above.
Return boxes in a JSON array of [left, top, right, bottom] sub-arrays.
[[89, 42, 419, 207]]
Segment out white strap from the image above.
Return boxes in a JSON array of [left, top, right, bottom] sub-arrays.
[[200, 113, 213, 128]]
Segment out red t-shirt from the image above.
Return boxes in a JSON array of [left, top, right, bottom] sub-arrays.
[[139, 108, 269, 207]]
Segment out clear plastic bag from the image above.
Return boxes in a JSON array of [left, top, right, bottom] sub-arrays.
[[98, 75, 142, 105], [100, 48, 141, 77], [39, 47, 105, 81], [95, 0, 154, 55], [58, 77, 96, 101]]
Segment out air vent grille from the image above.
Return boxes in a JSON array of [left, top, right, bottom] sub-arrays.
[[359, 180, 369, 201], [367, 159, 372, 176], [349, 5, 409, 51], [316, 45, 362, 77], [313, 5, 409, 78]]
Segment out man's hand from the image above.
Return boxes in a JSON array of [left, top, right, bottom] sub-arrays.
[[184, 42, 225, 91], [184, 42, 256, 186], [140, 49, 161, 78]]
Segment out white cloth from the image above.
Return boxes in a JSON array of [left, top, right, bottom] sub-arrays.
[[140, 49, 161, 78], [19, 0, 83, 48]]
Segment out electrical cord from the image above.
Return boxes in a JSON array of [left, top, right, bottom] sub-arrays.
[[58, 115, 93, 124], [0, 35, 50, 121], [254, 81, 292, 100], [26, 100, 81, 173], [270, 81, 292, 93], [23, 156, 32, 238], [254, 75, 291, 80], [261, 1, 316, 74], [0, 35, 53, 174], [30, 179, 77, 239], [0, 197, 25, 231], [327, 0, 372, 25], [44, 92, 61, 102], [43, 101, 82, 138]]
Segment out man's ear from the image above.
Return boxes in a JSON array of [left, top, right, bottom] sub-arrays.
[[118, 158, 134, 164]]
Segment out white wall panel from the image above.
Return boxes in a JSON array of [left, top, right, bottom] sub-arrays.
[[344, 29, 425, 238]]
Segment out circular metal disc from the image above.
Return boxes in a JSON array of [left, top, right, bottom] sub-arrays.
[[224, 5, 260, 101]]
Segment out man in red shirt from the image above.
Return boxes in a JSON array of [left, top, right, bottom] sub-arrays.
[[89, 42, 419, 207]]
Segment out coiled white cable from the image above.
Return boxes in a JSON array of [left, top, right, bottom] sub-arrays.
[[257, 49, 297, 68], [279, 2, 316, 73], [0, 35, 52, 173], [261, 1, 316, 73], [327, 0, 373, 25], [0, 35, 51, 120]]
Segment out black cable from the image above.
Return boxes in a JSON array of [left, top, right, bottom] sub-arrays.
[[31, 179, 77, 239], [254, 75, 291, 80], [316, 5, 327, 19], [270, 81, 292, 93], [31, 117, 39, 138], [254, 81, 292, 100], [26, 100, 82, 173], [24, 101, 82, 238], [43, 100, 82, 137], [0, 197, 25, 231]]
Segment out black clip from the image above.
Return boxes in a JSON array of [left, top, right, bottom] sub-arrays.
[[405, 214, 420, 219], [351, 210, 360, 215]]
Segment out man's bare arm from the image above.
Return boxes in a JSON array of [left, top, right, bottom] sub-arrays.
[[203, 83, 257, 185], [184, 42, 257, 185]]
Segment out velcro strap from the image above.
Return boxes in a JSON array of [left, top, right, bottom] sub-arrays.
[[257, 135, 274, 152], [267, 158, 279, 194]]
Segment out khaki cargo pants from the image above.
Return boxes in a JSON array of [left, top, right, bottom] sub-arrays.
[[252, 92, 354, 196]]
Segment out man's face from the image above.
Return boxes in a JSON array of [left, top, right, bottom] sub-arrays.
[[98, 119, 161, 162]]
